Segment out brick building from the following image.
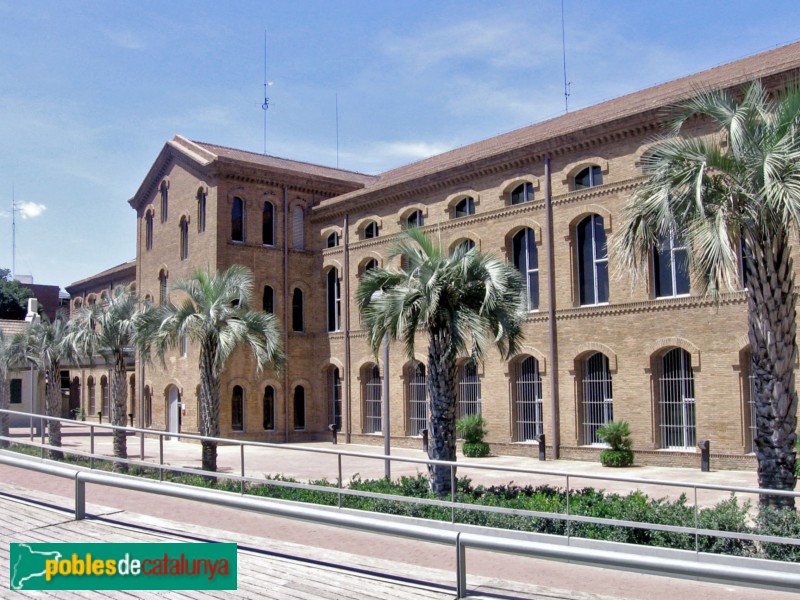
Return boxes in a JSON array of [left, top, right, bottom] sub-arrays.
[[117, 41, 800, 468]]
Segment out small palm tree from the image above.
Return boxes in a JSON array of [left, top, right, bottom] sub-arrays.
[[66, 287, 138, 469], [136, 265, 283, 472], [357, 228, 526, 497], [0, 330, 18, 448], [616, 81, 800, 508], [17, 315, 74, 459]]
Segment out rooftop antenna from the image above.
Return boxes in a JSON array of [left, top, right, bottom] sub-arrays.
[[561, 0, 571, 113], [262, 30, 273, 154], [335, 93, 340, 169]]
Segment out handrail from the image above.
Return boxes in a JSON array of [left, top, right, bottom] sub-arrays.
[[0, 451, 799, 597]]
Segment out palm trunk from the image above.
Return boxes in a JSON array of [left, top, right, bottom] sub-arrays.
[[199, 342, 220, 473], [45, 368, 63, 460], [0, 373, 9, 449], [111, 355, 128, 472], [747, 230, 798, 509], [426, 328, 458, 498]]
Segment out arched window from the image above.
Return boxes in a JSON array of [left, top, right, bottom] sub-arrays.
[[231, 197, 245, 242], [197, 189, 206, 233], [658, 348, 696, 449], [292, 206, 304, 249], [262, 285, 274, 313], [577, 215, 608, 305], [262, 201, 275, 246], [179, 217, 189, 261], [87, 376, 96, 415], [100, 376, 110, 418], [363, 221, 378, 240], [513, 356, 543, 441], [454, 197, 475, 218], [293, 385, 305, 430], [327, 232, 339, 248], [510, 182, 534, 205], [143, 385, 152, 428], [406, 363, 427, 436], [512, 228, 539, 311], [362, 364, 382, 434], [405, 209, 424, 229], [452, 239, 476, 254], [327, 367, 342, 430], [291, 288, 304, 332], [160, 181, 168, 222], [145, 211, 154, 251], [231, 385, 244, 431], [574, 165, 603, 190], [580, 353, 613, 445], [263, 386, 275, 430], [362, 258, 378, 275], [654, 232, 689, 298], [457, 360, 481, 418], [158, 270, 168, 306], [326, 269, 341, 332]]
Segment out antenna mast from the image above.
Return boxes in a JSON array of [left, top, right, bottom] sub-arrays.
[[561, 0, 570, 113], [335, 93, 340, 169], [262, 29, 270, 154], [11, 185, 17, 280]]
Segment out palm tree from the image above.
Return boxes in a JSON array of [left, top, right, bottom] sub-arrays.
[[0, 330, 17, 449], [136, 265, 283, 472], [66, 287, 137, 469], [616, 81, 800, 509], [357, 228, 526, 497], [17, 315, 74, 460]]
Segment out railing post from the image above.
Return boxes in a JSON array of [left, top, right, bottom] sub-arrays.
[[90, 425, 95, 469], [451, 464, 457, 524], [240, 445, 245, 495], [566, 474, 571, 541], [694, 486, 699, 554], [698, 439, 710, 472], [75, 474, 85, 521], [456, 532, 466, 599], [159, 434, 164, 482], [337, 454, 343, 509], [40, 416, 45, 459], [537, 433, 546, 461]]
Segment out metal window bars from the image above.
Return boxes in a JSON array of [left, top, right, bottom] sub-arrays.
[[457, 360, 481, 419], [514, 357, 543, 442], [406, 363, 427, 436], [659, 348, 696, 449], [363, 365, 382, 434], [581, 353, 613, 445]]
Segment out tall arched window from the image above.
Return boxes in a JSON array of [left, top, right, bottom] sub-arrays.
[[577, 215, 609, 305], [580, 353, 613, 445], [197, 189, 206, 233], [262, 285, 274, 313], [513, 357, 543, 441], [327, 367, 342, 429], [293, 385, 305, 430], [326, 269, 341, 332], [179, 217, 189, 261], [100, 376, 110, 418], [263, 386, 275, 430], [658, 348, 696, 449], [292, 206, 304, 249], [231, 197, 245, 242], [574, 165, 603, 190], [406, 363, 427, 436], [457, 360, 481, 418], [160, 181, 168, 222], [145, 211, 154, 251], [362, 258, 378, 276], [654, 232, 690, 298], [88, 376, 96, 415], [262, 201, 275, 246], [510, 182, 534, 205], [158, 270, 168, 306], [454, 197, 475, 218], [405, 209, 423, 228], [362, 364, 382, 434], [231, 385, 244, 431], [291, 288, 304, 332], [143, 385, 152, 428], [326, 232, 339, 248], [512, 228, 539, 311]]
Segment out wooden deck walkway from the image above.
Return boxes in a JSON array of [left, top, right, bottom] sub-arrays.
[[0, 485, 592, 599]]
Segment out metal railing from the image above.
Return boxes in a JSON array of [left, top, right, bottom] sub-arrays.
[[2, 408, 800, 596]]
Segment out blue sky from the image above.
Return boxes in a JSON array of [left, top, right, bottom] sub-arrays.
[[1, 1, 799, 290]]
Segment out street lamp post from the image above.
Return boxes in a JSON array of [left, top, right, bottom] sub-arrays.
[[371, 290, 391, 480]]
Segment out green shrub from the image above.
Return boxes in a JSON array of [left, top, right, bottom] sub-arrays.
[[756, 506, 800, 561], [457, 414, 490, 457], [597, 420, 633, 467]]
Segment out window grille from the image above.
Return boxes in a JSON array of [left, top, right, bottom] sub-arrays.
[[514, 357, 543, 441], [658, 348, 696, 448], [458, 360, 481, 418], [581, 353, 613, 445], [363, 365, 382, 434], [406, 363, 427, 436]]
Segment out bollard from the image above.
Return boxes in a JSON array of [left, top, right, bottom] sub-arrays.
[[421, 429, 429, 453], [128, 413, 134, 427], [97, 412, 102, 424], [698, 439, 710, 472], [328, 424, 338, 445], [537, 433, 546, 461]]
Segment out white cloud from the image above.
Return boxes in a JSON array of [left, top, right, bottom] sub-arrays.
[[16, 201, 47, 219]]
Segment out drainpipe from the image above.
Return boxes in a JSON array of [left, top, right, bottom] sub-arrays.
[[545, 156, 560, 459], [283, 185, 290, 441], [343, 213, 352, 443]]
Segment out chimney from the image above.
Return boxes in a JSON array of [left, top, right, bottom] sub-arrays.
[[25, 298, 40, 324]]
